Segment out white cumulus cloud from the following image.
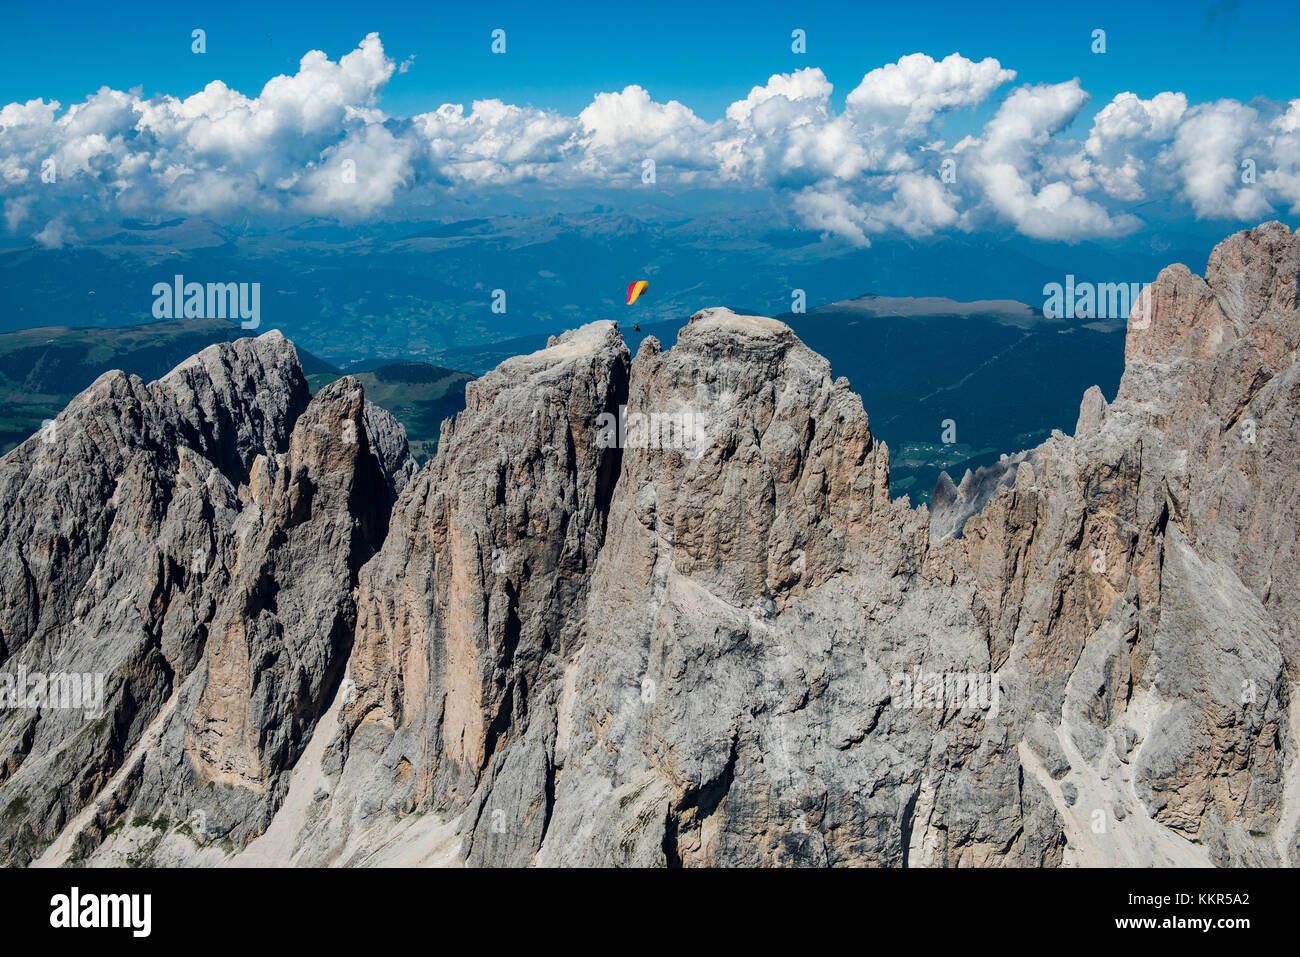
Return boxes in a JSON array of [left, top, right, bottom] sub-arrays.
[[1, 35, 1297, 246]]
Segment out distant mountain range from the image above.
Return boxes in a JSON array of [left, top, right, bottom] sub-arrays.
[[3, 282, 1122, 503], [0, 208, 1220, 500], [0, 319, 471, 461], [0, 208, 1220, 367]]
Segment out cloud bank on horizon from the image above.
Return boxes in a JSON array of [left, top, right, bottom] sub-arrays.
[[2, 32, 1297, 248]]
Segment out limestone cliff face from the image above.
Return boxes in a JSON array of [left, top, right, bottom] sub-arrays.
[[0, 333, 410, 864], [931, 223, 1298, 864], [3, 224, 1298, 867], [136, 375, 401, 849]]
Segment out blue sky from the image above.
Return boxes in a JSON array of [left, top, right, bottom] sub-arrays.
[[1, 0, 1297, 247], [2, 0, 1293, 119]]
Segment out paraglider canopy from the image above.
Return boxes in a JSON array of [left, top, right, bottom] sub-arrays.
[[626, 280, 648, 305]]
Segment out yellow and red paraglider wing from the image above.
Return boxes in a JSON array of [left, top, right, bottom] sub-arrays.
[[627, 280, 649, 305]]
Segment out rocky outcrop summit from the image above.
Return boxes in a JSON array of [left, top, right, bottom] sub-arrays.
[[2, 224, 1297, 867]]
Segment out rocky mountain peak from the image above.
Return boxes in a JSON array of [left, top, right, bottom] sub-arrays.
[[3, 223, 1298, 868]]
